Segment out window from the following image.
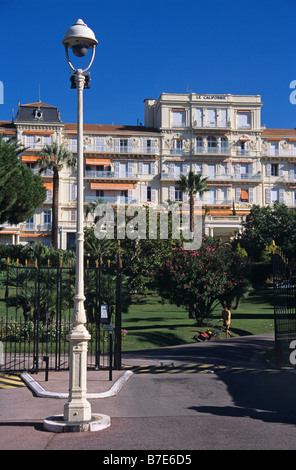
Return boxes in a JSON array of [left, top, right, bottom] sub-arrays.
[[195, 109, 203, 127], [175, 189, 183, 202], [207, 164, 216, 178], [95, 137, 105, 152], [206, 109, 217, 127], [44, 135, 52, 145], [69, 137, 77, 151], [207, 136, 217, 149], [271, 164, 279, 176], [208, 189, 216, 203], [196, 137, 203, 152], [144, 139, 155, 154], [139, 162, 155, 175], [220, 109, 227, 127], [240, 189, 249, 202], [237, 112, 250, 129], [70, 183, 77, 201], [120, 139, 128, 152], [270, 142, 279, 156], [173, 139, 183, 154], [26, 135, 35, 148], [171, 110, 185, 127]]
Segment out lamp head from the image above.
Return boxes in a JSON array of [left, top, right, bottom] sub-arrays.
[[62, 19, 98, 56]]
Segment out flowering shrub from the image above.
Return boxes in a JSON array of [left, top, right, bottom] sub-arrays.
[[121, 328, 127, 340], [154, 237, 249, 325]]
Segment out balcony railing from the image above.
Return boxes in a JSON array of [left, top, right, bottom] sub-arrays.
[[68, 144, 159, 155], [85, 196, 139, 205], [85, 170, 137, 179]]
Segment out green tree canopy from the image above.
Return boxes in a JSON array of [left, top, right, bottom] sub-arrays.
[[239, 202, 296, 260], [0, 136, 46, 225]]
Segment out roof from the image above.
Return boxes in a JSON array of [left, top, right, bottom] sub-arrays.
[[64, 123, 160, 135], [14, 101, 62, 124], [262, 129, 296, 138]]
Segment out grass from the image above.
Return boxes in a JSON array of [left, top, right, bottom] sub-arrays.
[[121, 287, 275, 351]]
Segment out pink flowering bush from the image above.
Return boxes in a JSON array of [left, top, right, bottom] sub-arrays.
[[155, 237, 250, 325]]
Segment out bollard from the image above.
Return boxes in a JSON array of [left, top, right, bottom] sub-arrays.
[[43, 356, 49, 381]]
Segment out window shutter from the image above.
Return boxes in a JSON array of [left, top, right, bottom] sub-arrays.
[[266, 188, 271, 204], [169, 186, 175, 202], [128, 161, 133, 177], [235, 187, 241, 202], [138, 161, 143, 174], [279, 188, 285, 203], [115, 161, 120, 177], [151, 189, 156, 203], [266, 163, 271, 177], [151, 161, 155, 175], [249, 187, 254, 203], [142, 186, 147, 202], [115, 138, 120, 153]]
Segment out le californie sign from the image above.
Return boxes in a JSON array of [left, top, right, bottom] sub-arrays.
[[196, 95, 226, 100]]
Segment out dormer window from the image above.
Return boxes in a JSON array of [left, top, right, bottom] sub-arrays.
[[34, 108, 43, 120]]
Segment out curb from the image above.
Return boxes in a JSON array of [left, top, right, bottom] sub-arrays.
[[21, 370, 133, 399]]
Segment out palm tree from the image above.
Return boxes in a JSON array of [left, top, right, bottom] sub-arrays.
[[178, 171, 209, 233], [37, 142, 76, 250]]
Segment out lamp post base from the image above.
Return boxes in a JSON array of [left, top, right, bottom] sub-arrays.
[[63, 323, 92, 422], [43, 414, 111, 433]]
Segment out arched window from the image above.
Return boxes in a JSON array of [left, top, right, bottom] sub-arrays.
[[207, 136, 217, 148]]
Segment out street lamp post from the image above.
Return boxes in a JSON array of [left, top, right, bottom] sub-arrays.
[[62, 20, 96, 424], [44, 20, 111, 432]]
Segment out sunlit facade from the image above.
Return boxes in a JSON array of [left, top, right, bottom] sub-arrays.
[[1, 93, 295, 247]]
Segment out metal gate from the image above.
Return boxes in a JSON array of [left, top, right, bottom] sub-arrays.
[[273, 248, 296, 367], [0, 255, 122, 373]]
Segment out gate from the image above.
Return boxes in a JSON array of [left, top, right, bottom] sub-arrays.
[[273, 247, 296, 367], [0, 255, 122, 373]]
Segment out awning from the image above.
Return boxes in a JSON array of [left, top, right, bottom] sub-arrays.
[[90, 183, 134, 190], [241, 189, 249, 200], [86, 158, 111, 165], [21, 155, 39, 162], [24, 130, 54, 135], [43, 182, 53, 190]]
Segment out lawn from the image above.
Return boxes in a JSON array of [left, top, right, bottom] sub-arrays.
[[121, 287, 275, 351]]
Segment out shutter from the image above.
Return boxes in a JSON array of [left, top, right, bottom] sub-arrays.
[[142, 139, 147, 153], [182, 163, 188, 175], [142, 186, 147, 202], [128, 138, 133, 153], [169, 163, 175, 178], [279, 164, 284, 177], [138, 162, 143, 174], [249, 187, 254, 203], [115, 161, 120, 177], [151, 189, 156, 203], [151, 161, 155, 175], [279, 188, 285, 203], [169, 186, 175, 202], [235, 187, 241, 202], [115, 138, 120, 153], [220, 108, 227, 127], [195, 108, 203, 126], [266, 163, 271, 177], [128, 161, 133, 177], [128, 189, 133, 203], [266, 188, 271, 204]]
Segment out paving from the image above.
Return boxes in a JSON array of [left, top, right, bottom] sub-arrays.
[[1, 333, 296, 451]]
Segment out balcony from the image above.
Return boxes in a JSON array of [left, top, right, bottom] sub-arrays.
[[72, 143, 159, 155], [85, 170, 137, 179], [85, 196, 139, 205], [194, 145, 232, 155]]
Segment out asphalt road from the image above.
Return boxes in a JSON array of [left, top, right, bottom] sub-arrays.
[[1, 333, 296, 452]]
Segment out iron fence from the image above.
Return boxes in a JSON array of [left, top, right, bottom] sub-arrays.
[[0, 255, 122, 373], [273, 248, 296, 367]]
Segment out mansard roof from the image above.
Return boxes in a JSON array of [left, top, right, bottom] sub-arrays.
[[14, 101, 62, 124]]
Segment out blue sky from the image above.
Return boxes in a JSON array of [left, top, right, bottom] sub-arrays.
[[1, 0, 296, 128]]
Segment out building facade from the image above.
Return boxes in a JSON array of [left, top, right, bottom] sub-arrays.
[[1, 93, 296, 248]]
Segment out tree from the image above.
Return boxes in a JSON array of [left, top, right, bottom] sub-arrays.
[[37, 142, 75, 250], [0, 136, 46, 224], [154, 237, 248, 325], [239, 202, 296, 261], [177, 171, 209, 232]]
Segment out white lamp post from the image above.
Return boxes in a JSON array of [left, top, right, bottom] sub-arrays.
[[62, 19, 96, 424], [44, 20, 110, 432]]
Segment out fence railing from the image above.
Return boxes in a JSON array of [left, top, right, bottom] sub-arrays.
[[0, 256, 122, 373]]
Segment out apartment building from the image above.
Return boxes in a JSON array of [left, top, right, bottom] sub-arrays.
[[0, 93, 295, 247]]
